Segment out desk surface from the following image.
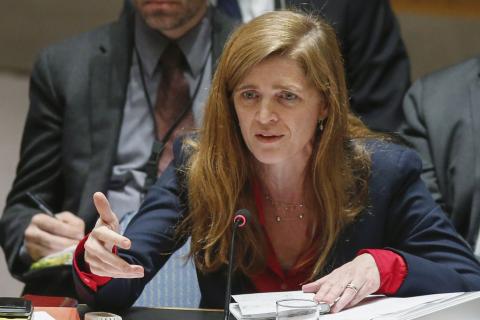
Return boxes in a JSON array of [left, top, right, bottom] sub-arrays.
[[78, 305, 225, 320], [48, 295, 480, 320]]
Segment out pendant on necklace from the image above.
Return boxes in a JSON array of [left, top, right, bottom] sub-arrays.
[[275, 213, 304, 222]]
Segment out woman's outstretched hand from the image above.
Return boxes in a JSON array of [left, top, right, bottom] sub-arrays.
[[302, 254, 380, 313], [84, 192, 144, 278]]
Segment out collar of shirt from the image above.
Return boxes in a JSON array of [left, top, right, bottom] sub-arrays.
[[134, 6, 213, 79]]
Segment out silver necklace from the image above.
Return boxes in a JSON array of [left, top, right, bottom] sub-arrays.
[[264, 194, 306, 222]]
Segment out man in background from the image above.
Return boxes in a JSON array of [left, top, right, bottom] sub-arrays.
[[0, 0, 236, 306], [401, 56, 480, 254]]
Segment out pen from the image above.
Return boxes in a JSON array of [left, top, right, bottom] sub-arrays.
[[26, 191, 55, 218]]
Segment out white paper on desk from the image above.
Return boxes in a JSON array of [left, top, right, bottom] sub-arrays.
[[33, 311, 56, 320], [230, 291, 480, 320], [232, 290, 315, 318], [320, 292, 467, 320]]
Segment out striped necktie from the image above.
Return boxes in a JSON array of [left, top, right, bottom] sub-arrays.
[[154, 42, 194, 175]]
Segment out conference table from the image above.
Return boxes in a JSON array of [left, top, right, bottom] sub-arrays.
[[74, 294, 480, 320], [77, 305, 226, 320]]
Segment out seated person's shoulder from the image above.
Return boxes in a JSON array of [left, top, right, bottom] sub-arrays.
[[36, 20, 122, 68], [411, 56, 479, 93], [354, 138, 422, 177]]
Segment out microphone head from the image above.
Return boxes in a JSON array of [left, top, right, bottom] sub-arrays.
[[233, 209, 251, 228]]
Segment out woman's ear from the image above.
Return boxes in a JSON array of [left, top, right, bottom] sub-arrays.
[[318, 101, 328, 120]]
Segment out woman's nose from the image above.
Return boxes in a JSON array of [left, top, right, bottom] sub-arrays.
[[256, 99, 278, 124]]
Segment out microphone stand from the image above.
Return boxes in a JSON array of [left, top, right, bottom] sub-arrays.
[[224, 219, 241, 320], [224, 210, 250, 320]]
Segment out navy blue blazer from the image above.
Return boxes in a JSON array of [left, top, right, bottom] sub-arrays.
[[74, 140, 480, 311]]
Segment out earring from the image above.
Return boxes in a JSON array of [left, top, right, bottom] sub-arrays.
[[318, 118, 324, 132]]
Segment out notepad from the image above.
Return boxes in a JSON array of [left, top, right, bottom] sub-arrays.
[[29, 245, 76, 271]]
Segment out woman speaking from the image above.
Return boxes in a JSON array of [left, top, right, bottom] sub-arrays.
[[73, 11, 480, 312]]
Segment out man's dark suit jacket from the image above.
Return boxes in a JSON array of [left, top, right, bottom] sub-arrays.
[[74, 140, 480, 311], [401, 56, 480, 248], [281, 0, 410, 132], [0, 3, 237, 297]]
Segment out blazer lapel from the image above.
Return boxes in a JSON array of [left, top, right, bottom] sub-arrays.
[[469, 59, 480, 250], [78, 6, 135, 229]]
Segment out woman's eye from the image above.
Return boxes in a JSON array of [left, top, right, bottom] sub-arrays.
[[241, 91, 258, 99], [280, 92, 298, 101]]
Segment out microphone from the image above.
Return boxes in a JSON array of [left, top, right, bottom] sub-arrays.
[[224, 209, 251, 320]]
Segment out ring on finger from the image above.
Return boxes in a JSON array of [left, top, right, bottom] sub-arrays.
[[345, 283, 359, 295]]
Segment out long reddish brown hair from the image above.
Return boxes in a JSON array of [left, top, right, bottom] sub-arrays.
[[181, 11, 377, 279]]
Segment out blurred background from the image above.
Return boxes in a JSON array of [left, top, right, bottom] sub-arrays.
[[1, 0, 479, 296]]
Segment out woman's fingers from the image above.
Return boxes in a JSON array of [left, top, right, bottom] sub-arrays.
[[92, 225, 131, 250], [347, 273, 381, 308], [320, 282, 351, 306], [93, 192, 119, 231], [81, 191, 145, 279], [304, 270, 352, 305], [87, 250, 143, 278], [303, 254, 380, 313], [85, 234, 144, 278], [301, 279, 321, 293], [330, 282, 363, 313], [314, 281, 338, 305], [85, 223, 143, 278], [346, 283, 372, 309]]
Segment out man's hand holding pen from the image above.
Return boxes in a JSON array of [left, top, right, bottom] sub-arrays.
[[24, 192, 85, 261]]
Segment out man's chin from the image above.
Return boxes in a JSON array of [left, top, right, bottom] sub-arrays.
[[145, 15, 185, 32]]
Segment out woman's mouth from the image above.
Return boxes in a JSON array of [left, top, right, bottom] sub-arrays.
[[255, 133, 284, 143]]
